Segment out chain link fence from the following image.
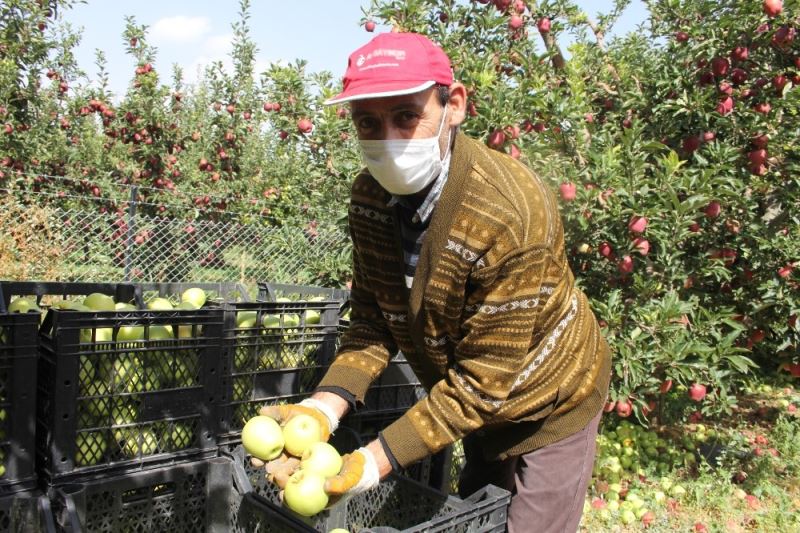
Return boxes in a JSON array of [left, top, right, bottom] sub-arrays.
[[1, 182, 351, 288]]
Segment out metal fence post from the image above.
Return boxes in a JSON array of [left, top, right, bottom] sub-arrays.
[[124, 186, 138, 282]]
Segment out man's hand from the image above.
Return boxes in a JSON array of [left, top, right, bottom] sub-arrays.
[[251, 452, 301, 489], [324, 447, 381, 498], [259, 402, 333, 441]]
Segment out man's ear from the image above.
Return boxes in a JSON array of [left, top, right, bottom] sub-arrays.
[[447, 82, 468, 127]]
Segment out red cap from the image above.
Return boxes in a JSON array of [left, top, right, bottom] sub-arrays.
[[324, 32, 453, 105]]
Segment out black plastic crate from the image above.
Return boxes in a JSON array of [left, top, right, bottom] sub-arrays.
[[226, 442, 510, 532], [48, 456, 285, 533], [0, 282, 141, 312], [36, 307, 225, 485], [338, 413, 451, 494], [360, 354, 425, 418], [218, 300, 340, 442], [256, 282, 349, 303], [0, 312, 39, 495], [136, 282, 253, 307], [0, 491, 55, 533]]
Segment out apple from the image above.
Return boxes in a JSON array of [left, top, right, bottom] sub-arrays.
[[615, 399, 632, 417], [632, 238, 650, 256], [618, 255, 634, 274], [283, 470, 328, 517], [674, 31, 689, 43], [599, 242, 613, 258], [537, 17, 550, 33], [181, 287, 207, 308], [704, 201, 721, 219], [508, 15, 523, 30], [710, 57, 729, 77], [117, 324, 144, 342], [7, 297, 40, 314], [170, 424, 193, 449], [122, 429, 159, 457], [75, 431, 107, 466], [730, 46, 748, 62], [242, 415, 285, 461], [115, 302, 137, 311], [262, 314, 280, 328], [300, 442, 343, 477], [237, 311, 258, 328], [487, 128, 505, 149], [559, 182, 576, 201], [682, 136, 700, 153], [297, 118, 313, 134], [763, 0, 782, 17], [660, 379, 673, 393], [365, 20, 376, 32], [689, 383, 707, 402], [628, 216, 647, 234], [113, 357, 146, 393], [83, 293, 115, 311], [282, 413, 323, 457], [147, 297, 174, 310]]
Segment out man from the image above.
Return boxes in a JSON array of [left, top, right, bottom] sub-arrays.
[[261, 31, 611, 533]]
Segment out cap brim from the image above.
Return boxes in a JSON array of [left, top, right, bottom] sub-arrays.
[[324, 80, 436, 105]]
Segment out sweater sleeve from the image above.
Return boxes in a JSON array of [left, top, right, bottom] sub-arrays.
[[381, 245, 554, 467], [316, 242, 397, 404]]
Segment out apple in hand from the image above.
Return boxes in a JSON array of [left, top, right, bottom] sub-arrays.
[[283, 413, 323, 457], [242, 415, 285, 461], [283, 470, 329, 517], [300, 442, 343, 477]]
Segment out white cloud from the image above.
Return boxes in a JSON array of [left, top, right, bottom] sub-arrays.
[[151, 15, 211, 43]]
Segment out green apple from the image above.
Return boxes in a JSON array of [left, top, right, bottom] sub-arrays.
[[117, 324, 145, 342], [115, 302, 137, 311], [653, 490, 666, 504], [283, 470, 328, 517], [328, 529, 350, 533], [606, 500, 619, 512], [237, 311, 258, 328], [284, 314, 301, 328], [620, 509, 636, 525], [242, 415, 285, 461], [84, 382, 111, 418], [171, 424, 193, 449], [113, 357, 145, 393], [149, 324, 174, 340], [300, 442, 343, 477], [181, 287, 207, 308], [83, 293, 115, 311], [262, 314, 280, 329], [147, 297, 174, 311], [282, 414, 323, 457], [171, 358, 195, 387], [122, 429, 159, 457], [80, 327, 113, 344], [8, 298, 41, 313], [670, 484, 686, 498], [75, 431, 108, 466], [305, 308, 321, 325]]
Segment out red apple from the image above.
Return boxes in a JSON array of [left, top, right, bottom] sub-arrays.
[[711, 57, 729, 77], [487, 128, 505, 149], [716, 96, 734, 115], [628, 215, 648, 234], [632, 237, 650, 256], [509, 144, 521, 160], [618, 255, 634, 274], [763, 0, 782, 17], [537, 17, 551, 33], [731, 68, 748, 85], [689, 383, 707, 402], [773, 75, 788, 94], [365, 20, 376, 32], [752, 134, 769, 148], [753, 102, 771, 114], [731, 46, 749, 62], [704, 201, 721, 219], [683, 136, 701, 153], [509, 15, 523, 30], [702, 131, 716, 142], [778, 264, 793, 278], [297, 118, 313, 134], [660, 379, 673, 394], [559, 182, 576, 201], [599, 242, 613, 258], [675, 31, 689, 43], [615, 398, 632, 417], [603, 400, 616, 413], [748, 149, 767, 166]]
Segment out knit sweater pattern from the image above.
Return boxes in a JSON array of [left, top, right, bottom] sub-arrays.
[[318, 132, 612, 468]]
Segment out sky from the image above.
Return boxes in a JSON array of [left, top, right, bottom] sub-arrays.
[[61, 0, 648, 98]]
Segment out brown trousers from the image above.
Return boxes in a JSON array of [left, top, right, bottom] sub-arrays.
[[458, 410, 602, 533]]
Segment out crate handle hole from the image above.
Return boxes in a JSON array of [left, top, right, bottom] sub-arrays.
[[60, 456, 67, 463], [64, 380, 71, 387], [62, 413, 69, 420]]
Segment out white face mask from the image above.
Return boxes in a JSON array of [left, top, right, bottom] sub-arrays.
[[358, 107, 451, 195]]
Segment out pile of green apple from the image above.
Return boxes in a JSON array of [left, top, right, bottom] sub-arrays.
[[588, 420, 700, 527], [242, 412, 343, 517]]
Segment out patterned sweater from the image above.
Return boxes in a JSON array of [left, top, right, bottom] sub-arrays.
[[318, 132, 612, 467]]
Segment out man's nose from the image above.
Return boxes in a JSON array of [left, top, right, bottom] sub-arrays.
[[382, 125, 406, 141]]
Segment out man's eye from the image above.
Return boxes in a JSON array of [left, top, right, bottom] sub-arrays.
[[356, 118, 378, 132], [397, 112, 418, 124]]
